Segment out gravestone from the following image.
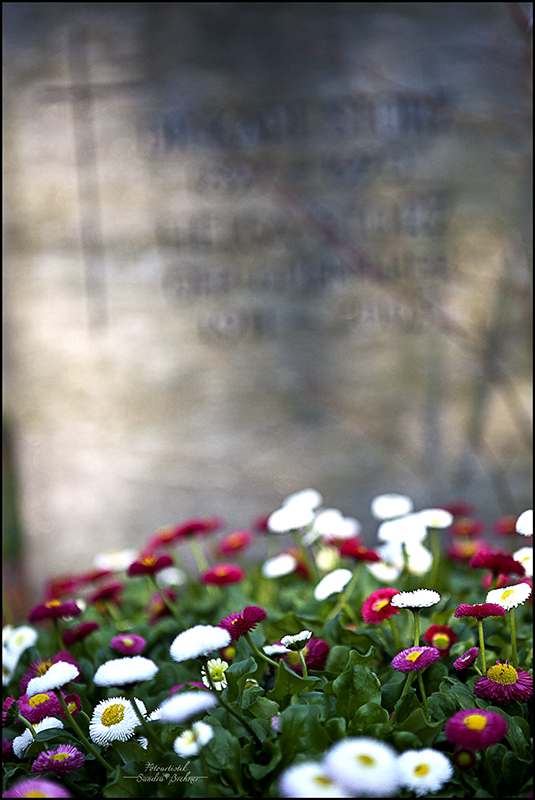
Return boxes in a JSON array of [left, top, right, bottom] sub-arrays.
[[3, 3, 532, 601]]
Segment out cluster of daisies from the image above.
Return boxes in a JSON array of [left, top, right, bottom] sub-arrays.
[[2, 492, 533, 798]]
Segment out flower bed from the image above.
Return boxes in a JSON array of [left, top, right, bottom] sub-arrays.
[[2, 495, 532, 797]]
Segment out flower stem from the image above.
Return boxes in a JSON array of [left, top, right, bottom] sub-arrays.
[[428, 527, 441, 591], [188, 536, 209, 573], [203, 659, 261, 745], [54, 690, 114, 774], [417, 670, 430, 720], [390, 671, 416, 723], [148, 574, 185, 626], [412, 609, 421, 647], [244, 632, 280, 669], [298, 649, 309, 680], [509, 608, 518, 669], [61, 774, 92, 798], [477, 619, 487, 674], [326, 563, 362, 620], [125, 688, 161, 752], [291, 530, 319, 583], [52, 617, 65, 652], [389, 616, 401, 653]]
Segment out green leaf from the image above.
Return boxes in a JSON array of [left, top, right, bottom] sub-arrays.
[[348, 701, 390, 735], [325, 644, 350, 674], [111, 740, 148, 765], [265, 611, 312, 643], [333, 664, 381, 721], [246, 740, 282, 780], [246, 695, 279, 720], [393, 706, 442, 748], [267, 660, 319, 703], [204, 727, 242, 781], [278, 704, 329, 763], [223, 656, 258, 703]]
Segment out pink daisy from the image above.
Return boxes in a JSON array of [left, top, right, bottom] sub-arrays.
[[31, 744, 85, 774], [201, 564, 246, 585], [2, 696, 18, 726], [4, 777, 73, 797], [87, 581, 124, 605], [218, 606, 267, 641], [473, 661, 533, 705], [361, 588, 401, 625], [17, 692, 63, 724], [110, 634, 146, 655], [454, 603, 506, 620], [217, 530, 254, 556], [339, 539, 380, 562], [28, 600, 81, 624], [19, 652, 80, 695], [447, 539, 487, 562], [392, 646, 441, 672], [172, 516, 224, 539], [423, 624, 457, 657], [451, 517, 485, 536], [453, 647, 479, 671], [445, 708, 508, 750], [494, 515, 520, 536], [127, 553, 174, 576], [470, 550, 525, 576]]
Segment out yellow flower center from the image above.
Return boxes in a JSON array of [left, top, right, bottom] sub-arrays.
[[500, 589, 514, 600], [22, 792, 47, 798], [68, 702, 77, 713], [375, 600, 389, 611], [28, 694, 51, 707], [36, 662, 53, 676], [407, 651, 422, 662], [101, 703, 126, 727], [159, 527, 174, 541], [50, 752, 71, 762], [487, 663, 518, 685], [313, 776, 335, 786], [211, 668, 225, 682], [45, 600, 61, 608], [122, 638, 134, 646], [433, 634, 450, 648], [357, 754, 375, 767], [414, 763, 430, 777], [141, 556, 157, 566], [226, 534, 243, 549], [215, 566, 229, 576], [463, 714, 488, 731]]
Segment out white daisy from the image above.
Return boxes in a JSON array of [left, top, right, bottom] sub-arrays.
[[366, 559, 402, 583], [2, 647, 18, 686], [280, 631, 313, 651], [156, 566, 187, 587], [315, 546, 341, 572], [173, 721, 214, 758], [397, 748, 453, 797], [279, 761, 352, 798], [94, 656, 158, 687], [391, 589, 441, 610], [170, 625, 231, 662], [261, 553, 298, 579], [323, 737, 400, 796], [486, 582, 532, 610], [368, 541, 432, 578], [314, 569, 352, 601], [371, 494, 413, 520], [93, 548, 138, 572], [26, 661, 80, 697], [89, 696, 145, 747], [417, 508, 453, 529], [13, 717, 64, 758], [4, 626, 38, 659], [282, 489, 323, 509], [304, 509, 361, 546], [267, 505, 315, 533], [516, 509, 533, 536], [157, 691, 217, 724], [201, 658, 229, 691], [377, 513, 428, 545], [264, 644, 291, 656], [513, 547, 533, 578]]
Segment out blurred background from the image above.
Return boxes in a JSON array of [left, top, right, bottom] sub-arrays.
[[3, 2, 532, 613]]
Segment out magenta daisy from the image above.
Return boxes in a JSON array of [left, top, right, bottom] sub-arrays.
[[62, 621, 100, 645], [218, 606, 267, 641], [473, 661, 533, 705], [217, 530, 254, 555], [31, 743, 85, 774], [392, 646, 441, 672], [110, 634, 146, 655], [127, 553, 174, 576], [201, 564, 246, 585], [28, 600, 81, 624], [454, 603, 506, 620], [445, 709, 508, 750], [361, 588, 401, 625], [453, 647, 479, 671], [19, 652, 80, 695], [3, 777, 73, 797], [87, 581, 124, 605], [17, 692, 63, 724]]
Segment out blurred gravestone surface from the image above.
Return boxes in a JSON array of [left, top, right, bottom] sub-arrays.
[[3, 3, 532, 599]]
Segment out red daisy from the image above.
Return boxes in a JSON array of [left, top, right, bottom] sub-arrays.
[[451, 517, 485, 537], [42, 576, 82, 601], [447, 539, 487, 562], [127, 553, 174, 576], [423, 624, 457, 657], [28, 600, 82, 624], [62, 621, 100, 645], [217, 530, 254, 556], [201, 564, 246, 585], [361, 588, 401, 625], [473, 661, 533, 705], [470, 550, 525, 576], [282, 638, 330, 675], [172, 516, 224, 539], [439, 501, 475, 518], [218, 606, 267, 641], [339, 539, 380, 562], [494, 515, 521, 536], [481, 572, 513, 591], [454, 603, 506, 620], [445, 708, 508, 750], [87, 581, 124, 605], [77, 568, 113, 585]]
